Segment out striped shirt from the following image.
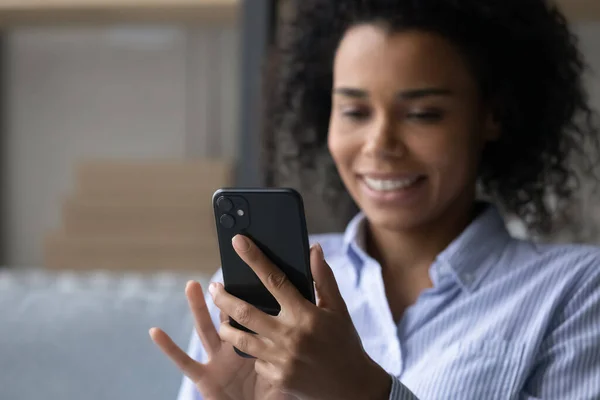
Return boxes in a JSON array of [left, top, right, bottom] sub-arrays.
[[178, 204, 600, 400]]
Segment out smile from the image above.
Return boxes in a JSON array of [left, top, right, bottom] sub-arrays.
[[362, 176, 424, 192]]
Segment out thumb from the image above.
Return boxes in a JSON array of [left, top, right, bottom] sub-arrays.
[[310, 243, 347, 312]]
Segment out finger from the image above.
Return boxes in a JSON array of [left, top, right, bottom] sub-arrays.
[[219, 320, 275, 361], [149, 328, 204, 383], [209, 282, 280, 337], [310, 244, 347, 312], [254, 359, 279, 382], [185, 281, 221, 358], [231, 235, 304, 308], [219, 310, 228, 324], [313, 281, 321, 305]]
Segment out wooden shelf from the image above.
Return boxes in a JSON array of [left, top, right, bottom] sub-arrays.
[[0, 0, 239, 25]]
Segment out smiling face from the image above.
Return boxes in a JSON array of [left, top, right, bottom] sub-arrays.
[[328, 25, 499, 232]]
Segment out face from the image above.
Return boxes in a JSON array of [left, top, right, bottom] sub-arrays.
[[328, 25, 499, 232]]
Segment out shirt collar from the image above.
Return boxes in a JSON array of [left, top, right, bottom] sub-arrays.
[[342, 203, 511, 293], [433, 203, 511, 292]]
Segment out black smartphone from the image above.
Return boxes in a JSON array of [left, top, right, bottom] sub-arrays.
[[212, 188, 316, 358]]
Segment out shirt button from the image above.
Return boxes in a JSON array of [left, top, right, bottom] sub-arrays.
[[463, 273, 475, 284]]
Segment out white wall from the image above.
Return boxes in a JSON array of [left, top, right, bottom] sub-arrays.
[[3, 24, 239, 266], [568, 23, 600, 243], [577, 23, 600, 113]]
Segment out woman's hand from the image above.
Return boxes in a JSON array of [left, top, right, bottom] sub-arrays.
[[150, 281, 288, 400], [209, 235, 392, 400]]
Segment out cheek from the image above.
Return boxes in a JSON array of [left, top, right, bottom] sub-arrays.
[[428, 140, 465, 169], [327, 127, 353, 168], [410, 130, 481, 179]]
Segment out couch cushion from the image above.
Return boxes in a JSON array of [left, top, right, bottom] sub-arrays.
[[0, 268, 211, 400]]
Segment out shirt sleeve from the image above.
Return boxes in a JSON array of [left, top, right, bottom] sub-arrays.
[[521, 264, 600, 399], [176, 269, 224, 400], [389, 374, 419, 400]]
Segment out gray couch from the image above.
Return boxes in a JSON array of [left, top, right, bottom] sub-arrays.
[[0, 268, 212, 400]]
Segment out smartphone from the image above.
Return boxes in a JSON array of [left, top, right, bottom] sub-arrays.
[[212, 188, 316, 358]]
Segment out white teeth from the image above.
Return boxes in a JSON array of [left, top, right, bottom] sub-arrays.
[[363, 176, 420, 191]]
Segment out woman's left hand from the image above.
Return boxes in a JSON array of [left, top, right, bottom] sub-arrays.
[[208, 235, 391, 400]]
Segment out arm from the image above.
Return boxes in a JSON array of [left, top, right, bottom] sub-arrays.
[[521, 265, 600, 399]]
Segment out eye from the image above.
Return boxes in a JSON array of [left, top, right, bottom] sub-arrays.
[[340, 107, 370, 121], [406, 110, 444, 123]]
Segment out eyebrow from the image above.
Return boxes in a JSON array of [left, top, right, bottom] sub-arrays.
[[333, 87, 454, 100]]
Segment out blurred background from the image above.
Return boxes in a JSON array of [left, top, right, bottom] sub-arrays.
[[0, 1, 598, 400]]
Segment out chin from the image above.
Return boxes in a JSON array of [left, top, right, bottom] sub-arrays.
[[363, 206, 434, 232]]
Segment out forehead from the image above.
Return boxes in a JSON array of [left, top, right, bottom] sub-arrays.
[[333, 25, 475, 93]]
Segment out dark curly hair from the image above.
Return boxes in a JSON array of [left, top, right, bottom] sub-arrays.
[[264, 0, 599, 235]]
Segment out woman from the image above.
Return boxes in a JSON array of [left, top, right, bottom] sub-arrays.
[[151, 0, 600, 399]]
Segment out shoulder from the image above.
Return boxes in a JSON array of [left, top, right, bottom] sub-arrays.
[[511, 239, 599, 270], [505, 238, 600, 293]]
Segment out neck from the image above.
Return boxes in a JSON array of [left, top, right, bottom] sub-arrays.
[[366, 200, 478, 276]]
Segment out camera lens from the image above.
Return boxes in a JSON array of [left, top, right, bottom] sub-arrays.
[[217, 196, 233, 212], [220, 214, 235, 229]]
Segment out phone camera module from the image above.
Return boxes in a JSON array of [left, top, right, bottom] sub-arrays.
[[219, 214, 235, 229], [217, 196, 233, 212]]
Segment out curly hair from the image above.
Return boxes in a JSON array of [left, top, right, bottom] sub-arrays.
[[264, 0, 599, 236]]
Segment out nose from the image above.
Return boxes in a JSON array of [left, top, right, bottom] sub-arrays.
[[363, 115, 405, 160]]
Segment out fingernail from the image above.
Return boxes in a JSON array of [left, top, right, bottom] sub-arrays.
[[310, 244, 318, 258], [232, 235, 251, 252], [208, 282, 217, 296], [316, 243, 325, 260]]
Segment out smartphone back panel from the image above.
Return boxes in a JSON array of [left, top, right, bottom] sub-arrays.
[[212, 188, 315, 316]]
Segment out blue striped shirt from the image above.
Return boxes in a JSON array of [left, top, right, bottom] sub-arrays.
[[178, 204, 600, 399]]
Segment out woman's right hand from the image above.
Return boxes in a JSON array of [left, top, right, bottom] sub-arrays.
[[150, 281, 288, 400]]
